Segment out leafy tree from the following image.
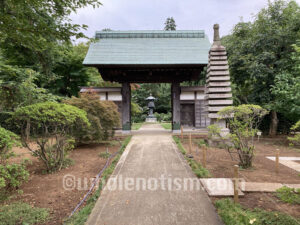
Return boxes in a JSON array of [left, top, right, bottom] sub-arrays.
[[50, 43, 99, 97], [208, 105, 268, 168], [64, 94, 120, 144], [0, 0, 102, 89], [12, 102, 90, 172], [271, 42, 300, 121], [164, 17, 177, 31], [222, 0, 300, 135], [0, 63, 60, 112]]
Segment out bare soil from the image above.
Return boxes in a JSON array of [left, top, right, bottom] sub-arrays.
[[180, 136, 300, 218], [2, 137, 125, 225]]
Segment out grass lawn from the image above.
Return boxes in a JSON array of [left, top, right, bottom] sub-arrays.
[[132, 123, 143, 130], [215, 198, 300, 225], [160, 122, 171, 130]]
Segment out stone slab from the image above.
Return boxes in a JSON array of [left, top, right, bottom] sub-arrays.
[[284, 184, 300, 189], [266, 157, 300, 172], [200, 178, 244, 196], [267, 157, 300, 161], [240, 182, 283, 192]]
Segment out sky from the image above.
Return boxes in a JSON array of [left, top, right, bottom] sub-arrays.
[[70, 0, 300, 43]]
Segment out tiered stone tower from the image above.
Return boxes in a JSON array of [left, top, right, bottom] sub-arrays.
[[206, 24, 232, 136]]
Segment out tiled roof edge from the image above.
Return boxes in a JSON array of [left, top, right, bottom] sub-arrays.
[[95, 30, 205, 39]]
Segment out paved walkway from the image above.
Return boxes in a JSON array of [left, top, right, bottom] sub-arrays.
[[86, 124, 222, 225]]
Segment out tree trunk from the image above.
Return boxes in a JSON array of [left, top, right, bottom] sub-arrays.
[[269, 111, 279, 136]]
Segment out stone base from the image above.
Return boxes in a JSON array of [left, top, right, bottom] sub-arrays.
[[145, 117, 157, 123]]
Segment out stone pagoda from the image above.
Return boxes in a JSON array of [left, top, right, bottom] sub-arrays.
[[206, 24, 233, 136]]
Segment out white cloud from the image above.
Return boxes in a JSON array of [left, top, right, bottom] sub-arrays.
[[70, 0, 300, 42]]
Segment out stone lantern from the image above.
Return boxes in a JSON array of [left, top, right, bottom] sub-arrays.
[[145, 94, 157, 122]]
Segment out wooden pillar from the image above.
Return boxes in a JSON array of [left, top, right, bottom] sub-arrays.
[[171, 83, 181, 132], [121, 82, 131, 131]]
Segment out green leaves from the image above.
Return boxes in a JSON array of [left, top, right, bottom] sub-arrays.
[[0, 0, 102, 52], [209, 105, 268, 168], [223, 0, 300, 129]]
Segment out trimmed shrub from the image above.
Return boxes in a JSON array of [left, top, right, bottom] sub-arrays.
[[64, 93, 120, 144], [12, 102, 90, 172], [209, 105, 268, 168]]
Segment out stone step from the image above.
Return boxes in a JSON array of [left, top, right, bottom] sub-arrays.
[[208, 93, 232, 99], [208, 106, 227, 112], [207, 87, 232, 93], [209, 61, 228, 66], [210, 51, 227, 56], [207, 65, 229, 72], [210, 46, 226, 52], [208, 81, 231, 87], [210, 56, 227, 61], [206, 76, 230, 82], [208, 100, 233, 105], [207, 71, 230, 76]]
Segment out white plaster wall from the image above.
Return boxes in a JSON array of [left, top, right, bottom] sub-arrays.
[[180, 91, 194, 100], [98, 93, 106, 101], [196, 92, 205, 100], [108, 92, 122, 101]]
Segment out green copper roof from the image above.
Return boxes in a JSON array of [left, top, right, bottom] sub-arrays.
[[83, 30, 211, 66]]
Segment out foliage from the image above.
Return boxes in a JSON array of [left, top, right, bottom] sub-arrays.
[[215, 198, 300, 225], [131, 101, 143, 123], [209, 105, 268, 168], [132, 123, 143, 130], [64, 94, 120, 144], [222, 0, 300, 135], [160, 123, 172, 130], [155, 112, 172, 122], [173, 136, 186, 155], [51, 42, 100, 97], [164, 17, 177, 31], [0, 202, 49, 225], [276, 186, 300, 204], [66, 136, 132, 225], [271, 43, 300, 121], [172, 136, 211, 178], [0, 127, 28, 192], [0, 127, 19, 163], [0, 161, 29, 192], [0, 0, 101, 56], [0, 63, 60, 111], [12, 102, 90, 172], [99, 151, 111, 159], [288, 120, 300, 146]]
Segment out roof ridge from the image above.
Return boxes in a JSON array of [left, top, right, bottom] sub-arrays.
[[95, 30, 205, 39]]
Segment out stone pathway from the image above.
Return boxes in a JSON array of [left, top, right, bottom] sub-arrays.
[[86, 123, 222, 225], [266, 157, 300, 172]]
